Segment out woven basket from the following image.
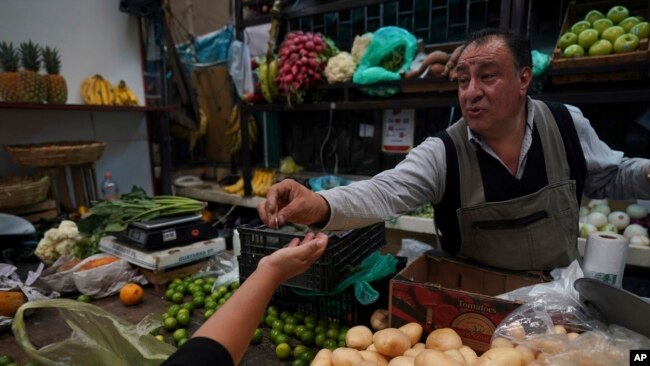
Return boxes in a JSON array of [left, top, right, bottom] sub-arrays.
[[0, 175, 51, 209], [5, 141, 107, 167]]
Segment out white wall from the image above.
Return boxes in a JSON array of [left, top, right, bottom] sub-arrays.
[[0, 0, 153, 198]]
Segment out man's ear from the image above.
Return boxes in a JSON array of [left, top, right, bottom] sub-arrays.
[[519, 66, 533, 95]]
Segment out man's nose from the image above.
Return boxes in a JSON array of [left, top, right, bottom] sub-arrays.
[[464, 78, 483, 102]]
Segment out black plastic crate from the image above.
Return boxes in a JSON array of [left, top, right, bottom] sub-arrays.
[[238, 222, 385, 292], [270, 256, 407, 326]]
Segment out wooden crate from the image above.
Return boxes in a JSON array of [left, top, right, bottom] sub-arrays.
[[138, 259, 208, 292], [4, 199, 58, 223], [550, 0, 650, 85]]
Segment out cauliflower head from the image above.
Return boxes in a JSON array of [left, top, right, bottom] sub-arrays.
[[35, 220, 85, 265], [351, 33, 373, 64], [324, 52, 356, 84]]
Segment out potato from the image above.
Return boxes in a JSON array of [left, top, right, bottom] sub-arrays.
[[357, 361, 380, 366], [427, 63, 446, 77], [515, 345, 535, 365], [403, 348, 425, 358], [505, 323, 526, 341], [414, 349, 463, 366], [567, 332, 579, 341], [458, 346, 477, 365], [332, 347, 364, 366], [316, 348, 333, 360], [479, 347, 522, 366], [373, 328, 412, 357], [371, 309, 390, 331], [347, 325, 374, 350], [311, 357, 333, 366], [444, 349, 467, 365], [359, 350, 388, 366], [367, 344, 378, 352], [425, 328, 462, 351], [398, 323, 423, 346], [387, 356, 415, 366], [552, 325, 567, 335], [491, 337, 514, 348], [412, 343, 426, 349]]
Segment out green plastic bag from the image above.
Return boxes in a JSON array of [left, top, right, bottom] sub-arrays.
[[12, 299, 176, 366], [353, 26, 417, 97]]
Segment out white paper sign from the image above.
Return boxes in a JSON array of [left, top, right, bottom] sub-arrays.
[[382, 109, 415, 153]]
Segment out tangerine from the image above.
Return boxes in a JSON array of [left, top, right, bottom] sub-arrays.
[[119, 283, 144, 306]]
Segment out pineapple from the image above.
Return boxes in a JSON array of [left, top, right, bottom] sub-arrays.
[[18, 41, 46, 103], [42, 46, 67, 104], [0, 42, 20, 102]]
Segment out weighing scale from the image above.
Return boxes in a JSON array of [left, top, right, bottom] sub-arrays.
[[119, 213, 217, 250]]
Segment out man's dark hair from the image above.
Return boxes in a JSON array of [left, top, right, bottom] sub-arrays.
[[463, 28, 532, 71]]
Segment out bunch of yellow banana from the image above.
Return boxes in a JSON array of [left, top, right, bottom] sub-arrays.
[[258, 56, 278, 103], [222, 169, 276, 197], [113, 80, 140, 106], [81, 75, 114, 105], [226, 105, 258, 154]]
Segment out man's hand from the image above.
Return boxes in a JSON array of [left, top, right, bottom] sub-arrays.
[[257, 179, 330, 228]]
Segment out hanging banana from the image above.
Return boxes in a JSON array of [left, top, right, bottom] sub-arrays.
[[226, 105, 259, 154]]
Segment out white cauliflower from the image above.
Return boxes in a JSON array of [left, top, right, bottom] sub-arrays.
[[324, 52, 357, 84], [351, 33, 373, 64], [35, 220, 85, 265]]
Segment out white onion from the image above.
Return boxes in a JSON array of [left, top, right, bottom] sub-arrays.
[[586, 212, 608, 228], [579, 206, 590, 217], [607, 211, 630, 230], [626, 204, 648, 219], [579, 216, 588, 224], [579, 223, 597, 238], [591, 204, 611, 216], [598, 223, 618, 234], [623, 224, 648, 240], [630, 235, 650, 247], [588, 199, 608, 209]]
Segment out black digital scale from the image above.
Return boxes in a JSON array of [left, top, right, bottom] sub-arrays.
[[119, 213, 217, 250]]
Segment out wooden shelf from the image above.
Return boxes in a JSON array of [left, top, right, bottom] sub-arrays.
[[0, 102, 176, 112], [175, 181, 264, 209]]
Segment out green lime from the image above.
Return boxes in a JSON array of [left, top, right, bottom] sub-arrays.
[[274, 333, 290, 345], [172, 278, 182, 285], [192, 291, 203, 300], [229, 281, 240, 291], [266, 305, 279, 316], [275, 342, 291, 360], [171, 292, 184, 304], [167, 304, 182, 316], [203, 309, 215, 319], [204, 300, 217, 310], [303, 315, 316, 324], [294, 325, 306, 338], [217, 285, 229, 296], [0, 356, 14, 366], [192, 296, 205, 308], [187, 284, 198, 294], [218, 297, 226, 305], [283, 323, 296, 336], [304, 321, 316, 330], [291, 359, 308, 366], [175, 284, 187, 295], [328, 321, 340, 330], [314, 325, 327, 335], [317, 319, 328, 327], [202, 283, 213, 294], [223, 292, 233, 300], [164, 289, 175, 300], [315, 332, 327, 347], [181, 302, 195, 313], [76, 294, 91, 303], [293, 311, 305, 322], [299, 350, 315, 363], [265, 314, 278, 327], [279, 310, 291, 320], [293, 344, 308, 358], [339, 326, 350, 336], [209, 292, 221, 301], [338, 340, 346, 347], [177, 338, 188, 347], [149, 328, 160, 336], [251, 328, 263, 344], [271, 319, 285, 332], [162, 313, 171, 320], [172, 328, 189, 343], [163, 317, 178, 331], [285, 316, 298, 325], [299, 329, 315, 346], [155, 334, 165, 342], [269, 329, 280, 342], [326, 328, 339, 340], [176, 312, 191, 326], [323, 339, 337, 350], [193, 278, 205, 286], [205, 277, 216, 284]]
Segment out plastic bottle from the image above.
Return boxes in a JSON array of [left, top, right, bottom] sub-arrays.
[[101, 172, 119, 201]]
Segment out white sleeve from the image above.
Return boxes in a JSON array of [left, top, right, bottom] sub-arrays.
[[568, 104, 650, 199], [319, 136, 447, 230]]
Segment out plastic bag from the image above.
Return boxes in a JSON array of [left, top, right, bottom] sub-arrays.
[[194, 251, 240, 290], [308, 175, 352, 192], [73, 254, 147, 299], [353, 26, 418, 85], [12, 299, 175, 366], [177, 24, 234, 70], [497, 259, 584, 303], [532, 49, 551, 77], [491, 293, 650, 366], [227, 40, 254, 97], [396, 238, 434, 264]]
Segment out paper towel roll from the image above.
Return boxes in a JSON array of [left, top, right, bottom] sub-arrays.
[[583, 232, 628, 287]]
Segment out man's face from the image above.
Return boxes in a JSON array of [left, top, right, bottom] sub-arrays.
[[456, 37, 531, 139]]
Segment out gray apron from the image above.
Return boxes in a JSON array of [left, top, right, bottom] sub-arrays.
[[449, 100, 580, 270]]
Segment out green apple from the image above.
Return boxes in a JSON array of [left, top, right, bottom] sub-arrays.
[[557, 32, 578, 49], [630, 22, 650, 39], [613, 33, 640, 53], [562, 44, 585, 58], [571, 20, 592, 35], [618, 16, 641, 32], [606, 5, 629, 24], [637, 16, 646, 22], [601, 25, 625, 44], [585, 9, 605, 25], [592, 18, 613, 35], [588, 39, 613, 56], [578, 29, 599, 50]]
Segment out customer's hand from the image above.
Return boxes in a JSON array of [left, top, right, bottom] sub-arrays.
[[257, 179, 330, 228], [258, 232, 328, 284]]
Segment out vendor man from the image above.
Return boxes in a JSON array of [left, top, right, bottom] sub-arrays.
[[257, 28, 650, 271]]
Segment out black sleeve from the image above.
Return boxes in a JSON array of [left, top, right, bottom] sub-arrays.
[[161, 337, 234, 366]]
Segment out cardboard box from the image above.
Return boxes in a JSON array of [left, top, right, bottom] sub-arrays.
[[99, 235, 226, 270], [389, 251, 549, 352]]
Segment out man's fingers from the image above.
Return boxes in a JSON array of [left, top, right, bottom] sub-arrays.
[[287, 238, 300, 248]]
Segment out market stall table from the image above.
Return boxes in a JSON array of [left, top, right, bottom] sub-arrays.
[[0, 285, 287, 365]]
